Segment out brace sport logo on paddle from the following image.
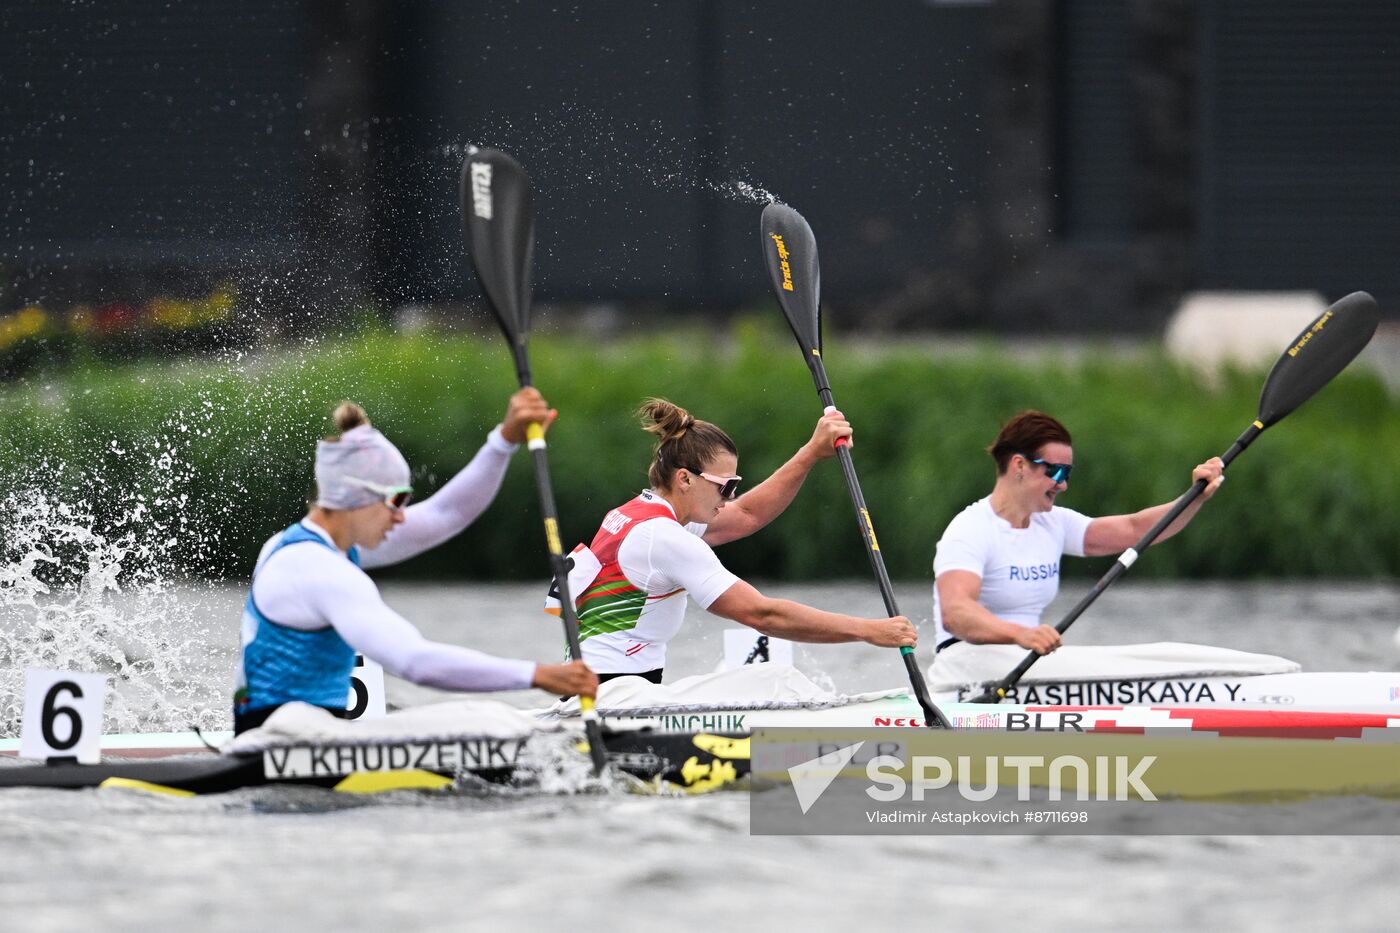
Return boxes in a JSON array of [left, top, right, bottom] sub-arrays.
[[769, 233, 795, 291]]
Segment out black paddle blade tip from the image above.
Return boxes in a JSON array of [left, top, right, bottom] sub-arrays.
[[760, 203, 823, 356], [1257, 290, 1380, 427], [460, 149, 536, 345]]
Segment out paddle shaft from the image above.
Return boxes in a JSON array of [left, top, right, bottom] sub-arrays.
[[507, 348, 609, 773], [970, 420, 1262, 703], [807, 353, 952, 729]]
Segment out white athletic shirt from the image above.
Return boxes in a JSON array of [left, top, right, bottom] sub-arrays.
[[248, 427, 536, 691], [579, 490, 741, 674], [931, 496, 1092, 648]]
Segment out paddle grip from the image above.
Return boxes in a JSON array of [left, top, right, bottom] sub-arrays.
[[822, 404, 851, 449]]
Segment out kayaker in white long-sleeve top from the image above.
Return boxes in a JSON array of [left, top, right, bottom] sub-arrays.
[[233, 391, 596, 734]]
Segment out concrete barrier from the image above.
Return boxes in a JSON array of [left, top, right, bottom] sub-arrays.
[[1165, 291, 1327, 371]]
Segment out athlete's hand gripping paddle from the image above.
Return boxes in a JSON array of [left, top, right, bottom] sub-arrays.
[[970, 291, 1381, 703], [460, 148, 608, 774], [760, 202, 952, 729]]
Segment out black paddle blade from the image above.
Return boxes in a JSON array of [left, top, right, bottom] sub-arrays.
[[1257, 291, 1380, 427], [760, 202, 823, 357], [460, 148, 535, 347]]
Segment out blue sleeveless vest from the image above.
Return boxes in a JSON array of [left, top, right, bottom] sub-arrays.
[[235, 523, 362, 714]]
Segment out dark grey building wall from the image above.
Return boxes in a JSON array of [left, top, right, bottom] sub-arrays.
[[379, 1, 988, 312], [1, 0, 1396, 331], [1198, 1, 1400, 303], [0, 2, 308, 295]]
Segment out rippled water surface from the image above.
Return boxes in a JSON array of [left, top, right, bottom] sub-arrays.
[[3, 579, 1399, 932]]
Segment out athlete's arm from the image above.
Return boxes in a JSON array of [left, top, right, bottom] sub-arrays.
[[264, 546, 592, 696], [332, 576, 595, 697], [324, 572, 535, 690], [357, 429, 514, 568], [360, 389, 556, 569], [627, 520, 908, 646], [937, 570, 1060, 654], [703, 410, 852, 546], [707, 580, 915, 647], [1082, 457, 1224, 557]]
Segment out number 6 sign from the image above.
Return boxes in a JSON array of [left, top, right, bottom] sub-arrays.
[[346, 655, 386, 720], [20, 669, 107, 764]]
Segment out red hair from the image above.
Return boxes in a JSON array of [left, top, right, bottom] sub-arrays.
[[987, 411, 1072, 474]]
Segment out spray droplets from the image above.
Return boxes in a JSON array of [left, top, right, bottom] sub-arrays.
[[0, 487, 231, 736]]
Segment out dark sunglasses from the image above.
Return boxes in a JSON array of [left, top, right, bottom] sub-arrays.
[[696, 470, 743, 500], [383, 488, 414, 511], [1020, 455, 1072, 484]]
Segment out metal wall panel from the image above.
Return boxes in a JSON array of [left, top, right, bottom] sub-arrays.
[[1199, 1, 1400, 302], [0, 1, 307, 268], [1056, 0, 1131, 244], [384, 1, 988, 307]]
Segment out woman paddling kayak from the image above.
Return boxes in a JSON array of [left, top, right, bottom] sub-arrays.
[[931, 410, 1223, 670], [233, 392, 597, 734], [549, 398, 916, 683]]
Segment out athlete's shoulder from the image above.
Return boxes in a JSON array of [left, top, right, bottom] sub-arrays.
[[619, 515, 716, 573], [626, 512, 701, 546], [942, 497, 995, 536], [1042, 504, 1091, 529], [260, 527, 361, 577]]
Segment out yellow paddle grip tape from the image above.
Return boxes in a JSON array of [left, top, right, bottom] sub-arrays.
[[99, 777, 196, 797], [544, 517, 562, 556], [1253, 420, 1264, 429], [861, 508, 880, 551], [526, 422, 545, 443], [811, 348, 821, 357], [580, 696, 597, 714]]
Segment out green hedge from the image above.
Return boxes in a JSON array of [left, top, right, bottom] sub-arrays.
[[2, 319, 1395, 582]]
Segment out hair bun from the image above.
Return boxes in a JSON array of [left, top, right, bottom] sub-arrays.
[[333, 400, 370, 433], [637, 397, 694, 443]]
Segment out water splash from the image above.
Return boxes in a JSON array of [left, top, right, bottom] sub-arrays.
[[0, 482, 231, 738], [708, 178, 778, 205]]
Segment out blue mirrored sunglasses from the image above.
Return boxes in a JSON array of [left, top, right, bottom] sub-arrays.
[[1021, 455, 1072, 484]]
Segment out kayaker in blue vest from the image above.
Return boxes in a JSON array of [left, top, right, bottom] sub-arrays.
[[233, 392, 597, 734]]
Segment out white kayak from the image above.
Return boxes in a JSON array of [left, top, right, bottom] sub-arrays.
[[5, 643, 1398, 762], [3, 661, 1400, 797], [925, 640, 1400, 708], [539, 659, 1400, 737]]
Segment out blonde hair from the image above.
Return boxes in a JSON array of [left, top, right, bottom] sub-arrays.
[[637, 398, 737, 490], [329, 400, 369, 439]]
